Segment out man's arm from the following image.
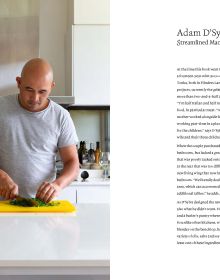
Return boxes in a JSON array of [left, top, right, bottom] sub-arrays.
[[54, 145, 80, 188], [0, 169, 18, 200], [36, 145, 79, 202]]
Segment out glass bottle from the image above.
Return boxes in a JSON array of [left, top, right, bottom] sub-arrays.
[[82, 141, 89, 164], [88, 143, 95, 163], [95, 141, 101, 164], [78, 141, 83, 164]]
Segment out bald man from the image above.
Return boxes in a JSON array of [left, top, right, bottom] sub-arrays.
[[0, 58, 79, 202]]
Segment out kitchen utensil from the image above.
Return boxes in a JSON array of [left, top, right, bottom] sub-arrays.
[[81, 170, 89, 181], [0, 200, 76, 213]]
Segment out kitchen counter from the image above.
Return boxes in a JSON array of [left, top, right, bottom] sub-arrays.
[[71, 179, 110, 186], [0, 204, 110, 278]]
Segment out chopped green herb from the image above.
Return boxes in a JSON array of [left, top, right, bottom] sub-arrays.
[[10, 197, 60, 207]]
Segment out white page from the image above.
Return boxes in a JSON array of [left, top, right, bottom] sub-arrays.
[[111, 0, 220, 279]]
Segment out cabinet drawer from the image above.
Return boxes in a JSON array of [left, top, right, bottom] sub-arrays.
[[58, 186, 77, 204], [76, 187, 110, 204]]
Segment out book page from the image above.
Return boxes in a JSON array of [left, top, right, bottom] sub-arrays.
[[112, 1, 220, 280]]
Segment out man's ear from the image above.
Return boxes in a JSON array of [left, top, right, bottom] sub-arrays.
[[16, 77, 21, 88], [51, 81, 55, 89]]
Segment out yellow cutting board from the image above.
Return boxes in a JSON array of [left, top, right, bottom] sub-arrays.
[[0, 200, 76, 213]]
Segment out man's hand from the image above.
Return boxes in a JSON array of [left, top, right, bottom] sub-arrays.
[[0, 172, 18, 200], [36, 181, 61, 203]]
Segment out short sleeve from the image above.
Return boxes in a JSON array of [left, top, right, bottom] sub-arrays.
[[58, 111, 79, 148]]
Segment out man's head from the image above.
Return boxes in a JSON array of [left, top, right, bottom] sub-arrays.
[[16, 58, 55, 112]]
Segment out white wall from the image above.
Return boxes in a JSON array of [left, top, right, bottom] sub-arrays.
[[70, 110, 101, 149]]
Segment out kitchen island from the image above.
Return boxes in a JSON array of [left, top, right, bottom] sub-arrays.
[[0, 203, 110, 280]]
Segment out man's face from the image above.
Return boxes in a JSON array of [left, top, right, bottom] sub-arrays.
[[16, 74, 55, 112]]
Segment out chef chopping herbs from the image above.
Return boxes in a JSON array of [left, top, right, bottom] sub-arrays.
[[0, 58, 79, 203]]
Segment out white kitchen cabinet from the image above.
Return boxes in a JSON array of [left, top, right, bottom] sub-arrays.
[[76, 186, 110, 204], [57, 185, 77, 203], [72, 25, 110, 105], [72, 0, 110, 24], [58, 184, 110, 204]]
